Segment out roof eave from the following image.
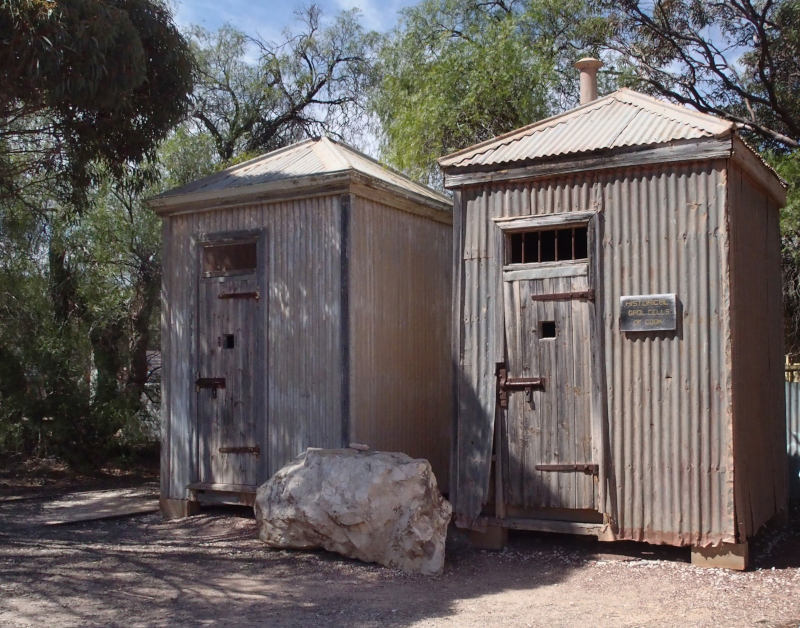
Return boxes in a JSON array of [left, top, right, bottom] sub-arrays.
[[147, 168, 452, 218], [730, 135, 787, 206], [146, 170, 354, 215], [441, 136, 735, 189]]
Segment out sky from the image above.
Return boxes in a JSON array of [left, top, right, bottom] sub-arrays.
[[172, 0, 420, 40]]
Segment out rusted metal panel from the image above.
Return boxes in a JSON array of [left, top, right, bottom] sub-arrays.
[[347, 194, 452, 491], [728, 161, 788, 535], [163, 214, 198, 501], [264, 195, 344, 477], [453, 179, 599, 525]]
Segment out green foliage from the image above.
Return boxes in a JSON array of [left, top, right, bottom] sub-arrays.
[[0, 0, 194, 208], [373, 0, 608, 184], [0, 3, 382, 469], [764, 150, 800, 353]]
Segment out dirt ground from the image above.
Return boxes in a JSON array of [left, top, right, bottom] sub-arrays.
[[1, 479, 799, 628]]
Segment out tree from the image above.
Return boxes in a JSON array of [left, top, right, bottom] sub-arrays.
[[0, 0, 194, 209], [372, 0, 608, 184], [188, 6, 379, 164], [602, 1, 800, 351], [0, 141, 189, 467], [602, 0, 800, 151]]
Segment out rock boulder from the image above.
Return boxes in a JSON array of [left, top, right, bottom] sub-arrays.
[[254, 448, 451, 575]]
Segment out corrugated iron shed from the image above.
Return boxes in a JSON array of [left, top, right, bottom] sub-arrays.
[[153, 138, 453, 519], [441, 86, 787, 567]]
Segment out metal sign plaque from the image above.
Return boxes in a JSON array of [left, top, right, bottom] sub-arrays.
[[619, 293, 677, 332]]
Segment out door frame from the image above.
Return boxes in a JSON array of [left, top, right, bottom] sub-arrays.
[[493, 210, 608, 520], [194, 228, 268, 488]]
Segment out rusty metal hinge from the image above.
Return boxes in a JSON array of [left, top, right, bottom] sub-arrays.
[[219, 446, 261, 456], [530, 289, 594, 302], [218, 291, 260, 300], [196, 377, 226, 398], [497, 366, 545, 408], [535, 463, 599, 475]]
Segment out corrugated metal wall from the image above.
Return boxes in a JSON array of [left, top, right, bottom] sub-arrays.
[[454, 161, 746, 545], [786, 381, 800, 500], [728, 164, 787, 535], [161, 195, 344, 500], [349, 195, 452, 490], [600, 162, 734, 545]]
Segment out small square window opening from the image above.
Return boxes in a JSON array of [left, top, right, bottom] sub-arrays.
[[203, 241, 257, 276], [223, 334, 235, 349], [540, 321, 557, 338]]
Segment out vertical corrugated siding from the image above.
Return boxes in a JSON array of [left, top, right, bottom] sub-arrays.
[[162, 195, 343, 499], [163, 213, 198, 499], [601, 162, 733, 545], [728, 164, 787, 535], [348, 196, 452, 490], [453, 187, 501, 522], [786, 381, 800, 500], [264, 195, 344, 476], [455, 162, 740, 545]]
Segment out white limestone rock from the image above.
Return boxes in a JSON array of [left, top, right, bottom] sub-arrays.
[[254, 448, 452, 575]]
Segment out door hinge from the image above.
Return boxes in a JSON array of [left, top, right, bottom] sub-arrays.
[[196, 377, 226, 398], [530, 289, 594, 302], [535, 463, 599, 475], [497, 365, 545, 408], [219, 446, 260, 456], [218, 291, 260, 300]]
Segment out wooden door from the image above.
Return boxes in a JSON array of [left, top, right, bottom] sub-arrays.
[[197, 237, 263, 488], [502, 265, 597, 512]]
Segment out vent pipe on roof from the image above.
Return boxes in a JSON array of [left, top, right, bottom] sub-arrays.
[[575, 57, 603, 105]]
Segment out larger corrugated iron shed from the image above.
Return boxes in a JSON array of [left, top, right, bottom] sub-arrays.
[[441, 86, 787, 565]]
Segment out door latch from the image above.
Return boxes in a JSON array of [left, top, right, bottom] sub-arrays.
[[497, 365, 545, 408], [196, 377, 226, 398]]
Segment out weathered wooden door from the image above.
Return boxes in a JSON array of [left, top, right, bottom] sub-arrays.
[[197, 237, 263, 487], [501, 221, 598, 513]]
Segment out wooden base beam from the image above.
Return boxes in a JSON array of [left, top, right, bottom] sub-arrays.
[[159, 497, 200, 520], [690, 542, 749, 571]]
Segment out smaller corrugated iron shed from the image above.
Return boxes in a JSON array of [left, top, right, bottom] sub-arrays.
[[153, 137, 453, 519]]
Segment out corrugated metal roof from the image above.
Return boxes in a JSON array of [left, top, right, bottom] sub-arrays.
[[154, 137, 449, 207], [439, 88, 735, 169]]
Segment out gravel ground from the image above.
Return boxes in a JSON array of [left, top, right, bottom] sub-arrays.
[[0, 485, 799, 628]]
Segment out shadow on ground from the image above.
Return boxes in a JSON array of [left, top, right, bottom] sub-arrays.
[[1, 495, 799, 627]]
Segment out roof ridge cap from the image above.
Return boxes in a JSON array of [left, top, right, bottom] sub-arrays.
[[316, 136, 352, 171]]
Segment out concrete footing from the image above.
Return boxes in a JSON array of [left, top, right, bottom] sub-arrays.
[[691, 542, 749, 571]]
